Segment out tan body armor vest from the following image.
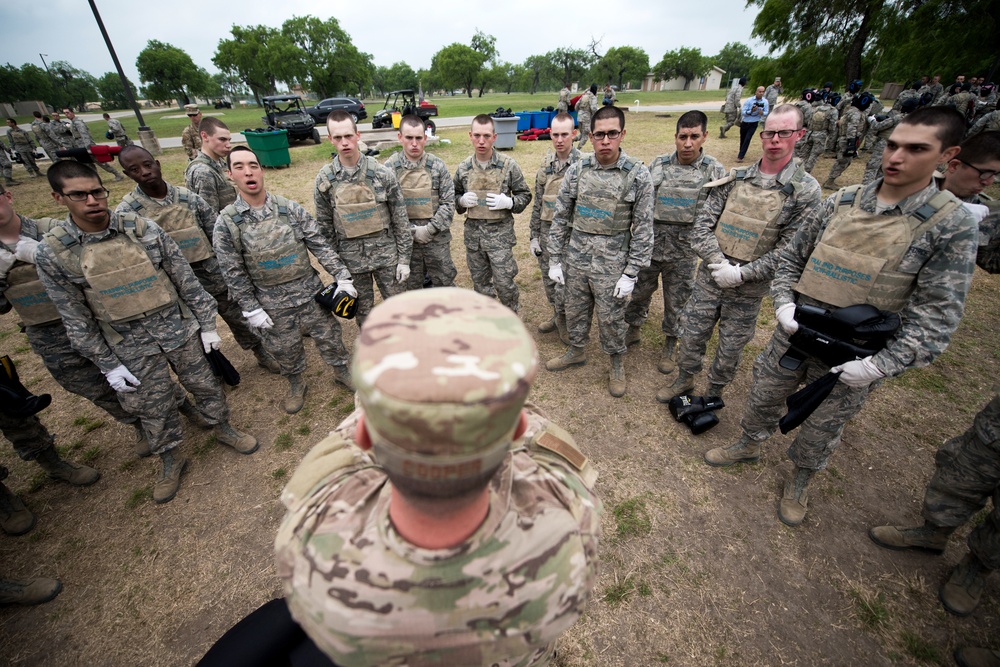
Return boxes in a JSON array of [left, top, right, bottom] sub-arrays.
[[571, 156, 640, 236], [44, 215, 178, 324], [4, 219, 61, 326], [539, 156, 569, 223], [464, 158, 513, 221], [122, 188, 214, 264], [186, 154, 237, 210], [396, 163, 437, 221], [809, 107, 829, 132], [219, 196, 314, 288], [652, 157, 713, 225], [714, 165, 805, 263], [794, 185, 960, 312], [318, 162, 390, 238]]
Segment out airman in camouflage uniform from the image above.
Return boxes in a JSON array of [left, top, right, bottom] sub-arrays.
[[800, 96, 838, 173], [275, 288, 602, 667], [625, 111, 726, 375], [184, 117, 237, 215], [30, 112, 61, 163], [764, 77, 783, 109], [720, 77, 747, 138], [454, 114, 532, 312], [862, 108, 906, 184], [892, 83, 920, 113], [669, 105, 822, 402], [0, 146, 17, 187], [102, 113, 132, 147], [46, 113, 75, 152], [115, 145, 279, 374], [823, 96, 870, 189], [315, 112, 412, 327], [62, 109, 124, 181], [383, 115, 456, 290], [529, 113, 581, 342], [546, 106, 654, 398], [181, 105, 203, 160], [215, 146, 354, 414], [35, 161, 258, 504], [706, 107, 977, 529], [5, 119, 41, 178], [576, 84, 599, 149], [968, 110, 1000, 139], [557, 85, 571, 113]]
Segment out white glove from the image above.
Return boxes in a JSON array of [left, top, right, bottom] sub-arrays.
[[0, 249, 14, 276], [14, 237, 40, 264], [614, 273, 637, 299], [708, 261, 744, 288], [338, 277, 358, 298], [242, 308, 273, 330], [395, 263, 411, 283], [413, 225, 433, 244], [458, 192, 479, 208], [529, 237, 542, 256], [867, 115, 877, 124], [548, 263, 565, 286], [831, 356, 885, 388], [103, 364, 141, 393], [200, 330, 221, 354], [775, 303, 798, 334], [962, 202, 990, 224], [486, 192, 513, 211]]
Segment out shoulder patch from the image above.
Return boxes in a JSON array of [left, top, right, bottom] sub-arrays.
[[533, 421, 587, 471]]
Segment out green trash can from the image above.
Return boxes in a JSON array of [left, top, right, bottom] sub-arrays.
[[241, 129, 290, 168]]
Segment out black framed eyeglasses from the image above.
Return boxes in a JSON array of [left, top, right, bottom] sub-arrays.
[[591, 130, 622, 140], [959, 160, 998, 181], [62, 188, 110, 202], [759, 129, 800, 139]]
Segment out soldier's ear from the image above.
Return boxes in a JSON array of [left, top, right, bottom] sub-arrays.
[[513, 410, 528, 441], [940, 145, 961, 164], [355, 412, 372, 450]]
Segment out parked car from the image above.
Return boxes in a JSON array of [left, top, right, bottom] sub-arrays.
[[260, 95, 320, 143], [305, 97, 367, 124]]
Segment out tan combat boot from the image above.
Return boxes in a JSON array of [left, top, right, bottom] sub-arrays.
[[284, 374, 308, 414], [538, 317, 557, 334], [658, 337, 678, 374], [778, 467, 815, 527], [706, 382, 726, 399], [253, 346, 281, 374], [555, 314, 569, 345], [0, 481, 35, 536], [954, 647, 1000, 667], [608, 354, 626, 397], [331, 364, 354, 392], [656, 370, 694, 403], [0, 578, 62, 606], [132, 423, 151, 458], [704, 434, 761, 467], [35, 446, 100, 486], [625, 325, 641, 347], [546, 347, 587, 372], [822, 179, 837, 190], [940, 554, 992, 616], [179, 397, 213, 430], [154, 448, 188, 504], [868, 523, 952, 554], [214, 423, 259, 455]]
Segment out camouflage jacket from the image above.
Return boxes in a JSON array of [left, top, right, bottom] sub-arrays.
[[960, 192, 1000, 274], [31, 119, 59, 152], [453, 149, 532, 224], [275, 406, 602, 667], [839, 106, 866, 141], [529, 147, 582, 239], [967, 110, 1000, 139], [69, 117, 95, 147], [558, 87, 571, 109], [892, 89, 919, 112], [649, 150, 726, 224], [313, 154, 412, 273], [46, 119, 75, 149], [181, 124, 202, 159], [576, 91, 598, 117], [0, 215, 48, 309], [764, 84, 783, 109], [213, 191, 350, 313], [793, 100, 814, 127], [383, 151, 456, 233], [772, 180, 977, 377], [723, 85, 744, 113], [33, 212, 217, 372], [869, 110, 902, 140], [6, 125, 35, 150], [808, 102, 839, 134], [107, 118, 127, 140], [690, 158, 823, 286], [548, 149, 654, 278], [184, 152, 236, 215]]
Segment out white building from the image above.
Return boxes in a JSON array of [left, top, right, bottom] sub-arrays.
[[641, 66, 726, 92]]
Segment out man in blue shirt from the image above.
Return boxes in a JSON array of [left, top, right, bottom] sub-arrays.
[[739, 86, 769, 161]]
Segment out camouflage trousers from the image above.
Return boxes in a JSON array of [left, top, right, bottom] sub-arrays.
[[11, 145, 40, 175], [625, 223, 696, 337], [464, 219, 520, 312], [407, 224, 457, 290], [826, 138, 856, 182], [862, 139, 888, 185], [192, 260, 263, 351], [259, 300, 349, 377], [577, 115, 592, 148], [116, 334, 229, 456], [800, 131, 829, 173], [0, 149, 11, 179], [739, 326, 876, 471], [535, 220, 565, 319], [721, 111, 741, 134], [25, 322, 136, 426], [353, 266, 403, 326], [922, 394, 1000, 569], [676, 262, 767, 386], [0, 410, 55, 461], [565, 264, 628, 355]]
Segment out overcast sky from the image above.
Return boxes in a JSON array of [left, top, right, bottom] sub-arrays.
[[1, 0, 769, 88]]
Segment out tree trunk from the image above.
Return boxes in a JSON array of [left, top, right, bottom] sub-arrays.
[[844, 0, 879, 84]]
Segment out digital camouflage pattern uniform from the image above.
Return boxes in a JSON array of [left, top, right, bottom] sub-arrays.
[[383, 151, 457, 289], [31, 119, 61, 163], [892, 88, 919, 113], [557, 86, 571, 113], [737, 181, 977, 472], [114, 183, 264, 354], [801, 101, 839, 173], [825, 105, 867, 184], [862, 110, 903, 184], [313, 154, 412, 326], [106, 118, 132, 147], [181, 123, 202, 160], [0, 411, 56, 463], [45, 117, 75, 155], [791, 100, 814, 150], [720, 84, 745, 137], [682, 159, 822, 389], [6, 124, 40, 177], [0, 146, 13, 184], [275, 288, 602, 667], [967, 110, 1000, 139], [530, 147, 582, 326], [453, 149, 532, 312], [184, 152, 237, 215], [625, 150, 725, 339], [67, 116, 123, 180], [34, 212, 230, 457], [548, 151, 654, 355], [576, 91, 599, 149], [764, 83, 783, 110], [213, 192, 351, 377]]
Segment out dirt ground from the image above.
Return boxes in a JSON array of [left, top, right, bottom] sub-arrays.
[[1, 110, 998, 666]]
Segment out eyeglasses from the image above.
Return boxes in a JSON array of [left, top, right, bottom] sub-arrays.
[[959, 160, 998, 181], [62, 188, 110, 202], [759, 129, 800, 139], [591, 130, 622, 140]]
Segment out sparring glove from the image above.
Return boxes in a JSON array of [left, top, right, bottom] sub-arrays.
[[104, 364, 141, 393]]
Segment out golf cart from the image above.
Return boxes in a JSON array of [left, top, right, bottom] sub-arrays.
[[261, 95, 321, 144], [370, 90, 438, 134]]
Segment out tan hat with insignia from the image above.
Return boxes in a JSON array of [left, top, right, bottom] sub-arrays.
[[184, 104, 200, 116]]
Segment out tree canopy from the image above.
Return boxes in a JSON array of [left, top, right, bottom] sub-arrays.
[[713, 42, 757, 85], [655, 47, 708, 90], [136, 40, 211, 106], [281, 16, 372, 97], [213, 26, 303, 105], [96, 72, 135, 110], [430, 43, 487, 97], [593, 46, 650, 91]]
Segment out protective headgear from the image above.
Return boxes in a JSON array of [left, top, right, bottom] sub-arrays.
[[852, 91, 875, 111], [900, 97, 920, 113], [919, 92, 935, 106], [315, 283, 358, 319], [828, 93, 842, 107], [949, 83, 963, 95], [823, 81, 833, 90], [910, 81, 922, 90], [105, 130, 115, 140], [802, 88, 814, 101], [981, 83, 996, 97], [590, 83, 598, 94], [848, 79, 863, 93], [739, 76, 747, 86]]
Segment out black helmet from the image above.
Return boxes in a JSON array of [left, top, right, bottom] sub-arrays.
[[852, 91, 875, 111], [828, 92, 842, 107], [919, 92, 935, 106], [848, 79, 863, 93], [823, 81, 833, 89], [802, 88, 814, 100], [900, 98, 920, 113], [739, 76, 747, 86]]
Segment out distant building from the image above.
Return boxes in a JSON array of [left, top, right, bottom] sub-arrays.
[[642, 66, 726, 92]]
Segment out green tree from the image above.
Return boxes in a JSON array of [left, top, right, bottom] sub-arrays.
[[430, 43, 487, 98], [281, 16, 373, 97], [655, 47, 708, 90], [471, 30, 498, 97], [135, 40, 205, 106], [214, 25, 303, 105], [49, 61, 98, 111], [96, 72, 135, 110], [547, 47, 596, 89], [713, 42, 758, 87], [212, 72, 248, 101], [490, 62, 525, 94], [0, 64, 56, 104], [593, 46, 650, 91], [522, 55, 551, 94], [378, 62, 418, 94]]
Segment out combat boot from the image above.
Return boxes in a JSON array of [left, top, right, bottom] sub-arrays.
[[625, 325, 641, 347], [154, 447, 188, 504], [706, 382, 726, 399], [179, 397, 212, 430], [954, 647, 1000, 667], [555, 314, 569, 345], [253, 346, 281, 374], [868, 522, 952, 554], [132, 423, 151, 458], [3, 178, 20, 187], [214, 422, 258, 455], [656, 370, 694, 403], [331, 364, 354, 392], [0, 578, 62, 606], [822, 179, 837, 190], [608, 354, 626, 398], [538, 317, 557, 334], [657, 337, 677, 374], [0, 481, 35, 536], [940, 553, 992, 616], [35, 446, 100, 486], [704, 434, 761, 467], [284, 374, 308, 414], [546, 347, 587, 371], [778, 466, 815, 527], [719, 127, 726, 139]]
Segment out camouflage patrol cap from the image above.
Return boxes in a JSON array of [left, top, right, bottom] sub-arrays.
[[184, 104, 200, 116], [353, 288, 538, 496]]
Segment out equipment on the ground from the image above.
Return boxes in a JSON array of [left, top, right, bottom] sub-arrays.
[[0, 355, 51, 418], [667, 394, 725, 435]]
